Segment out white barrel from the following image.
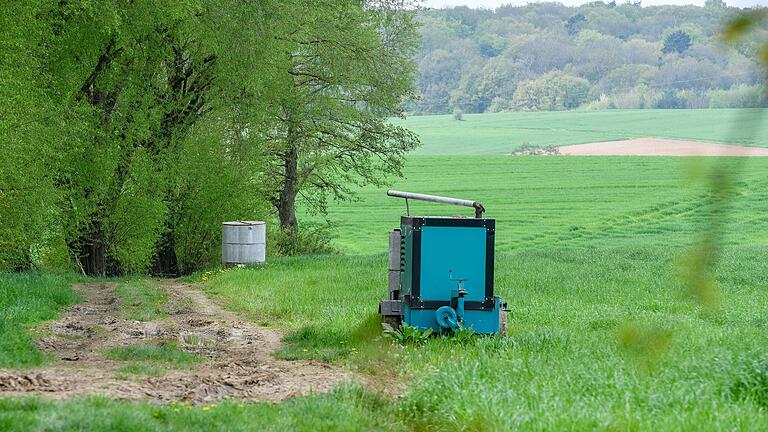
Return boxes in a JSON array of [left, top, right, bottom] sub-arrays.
[[222, 221, 266, 266]]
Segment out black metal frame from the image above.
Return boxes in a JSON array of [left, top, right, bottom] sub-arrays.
[[402, 216, 496, 311]]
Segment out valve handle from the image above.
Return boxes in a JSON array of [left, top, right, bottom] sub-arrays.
[[448, 270, 467, 282]]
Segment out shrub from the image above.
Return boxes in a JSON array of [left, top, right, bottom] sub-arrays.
[[709, 85, 766, 108], [512, 71, 591, 111], [662, 30, 692, 54], [271, 221, 338, 256], [655, 91, 687, 109]]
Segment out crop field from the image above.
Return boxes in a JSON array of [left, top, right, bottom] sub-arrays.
[[4, 111, 768, 430], [393, 109, 768, 155], [323, 156, 768, 255]]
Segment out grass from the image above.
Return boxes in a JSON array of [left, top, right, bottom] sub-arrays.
[[197, 244, 768, 430], [107, 342, 201, 365], [5, 242, 768, 430], [113, 363, 167, 377], [200, 249, 768, 429], [6, 154, 768, 429], [204, 153, 768, 429], [107, 342, 202, 377], [5, 110, 768, 429], [318, 156, 768, 255], [392, 108, 768, 155], [115, 280, 168, 321], [0, 272, 80, 368], [0, 386, 403, 431]]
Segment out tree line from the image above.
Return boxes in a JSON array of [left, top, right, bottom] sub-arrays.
[[1, 0, 419, 276], [411, 1, 766, 114]]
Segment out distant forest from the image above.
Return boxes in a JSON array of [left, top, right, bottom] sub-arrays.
[[411, 1, 766, 114]]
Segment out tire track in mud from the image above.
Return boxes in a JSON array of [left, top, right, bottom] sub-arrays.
[[0, 281, 354, 404]]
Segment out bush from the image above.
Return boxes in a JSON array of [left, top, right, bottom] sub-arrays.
[[581, 86, 658, 110], [676, 90, 710, 109], [512, 71, 591, 111], [486, 97, 511, 113], [271, 221, 338, 256], [106, 148, 168, 274], [709, 85, 766, 108], [655, 91, 687, 109], [170, 121, 272, 274]]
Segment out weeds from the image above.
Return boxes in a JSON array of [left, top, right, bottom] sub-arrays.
[[381, 323, 432, 346], [115, 281, 167, 321], [106, 341, 201, 370], [730, 356, 768, 408]]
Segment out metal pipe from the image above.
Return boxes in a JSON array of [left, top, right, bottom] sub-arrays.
[[387, 190, 485, 218]]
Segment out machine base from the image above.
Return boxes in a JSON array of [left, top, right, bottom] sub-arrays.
[[381, 296, 505, 335]]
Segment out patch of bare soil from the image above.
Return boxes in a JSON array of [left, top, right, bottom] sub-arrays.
[[0, 281, 354, 404], [558, 138, 768, 156]]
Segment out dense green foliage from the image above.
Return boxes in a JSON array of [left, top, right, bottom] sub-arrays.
[[412, 3, 765, 114], [259, 1, 420, 252], [0, 0, 419, 275], [662, 29, 693, 54], [389, 108, 768, 155], [0, 273, 79, 368]]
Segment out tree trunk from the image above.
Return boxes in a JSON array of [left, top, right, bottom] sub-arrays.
[[152, 229, 179, 276], [278, 142, 299, 255], [76, 222, 107, 277]]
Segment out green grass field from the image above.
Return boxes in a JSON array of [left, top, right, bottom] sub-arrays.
[[392, 109, 768, 155], [322, 156, 768, 255], [197, 154, 768, 429], [4, 110, 768, 430]]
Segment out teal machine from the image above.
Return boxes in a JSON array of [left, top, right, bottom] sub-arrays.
[[380, 190, 507, 335]]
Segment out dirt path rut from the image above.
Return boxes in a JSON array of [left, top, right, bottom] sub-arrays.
[[0, 281, 353, 403]]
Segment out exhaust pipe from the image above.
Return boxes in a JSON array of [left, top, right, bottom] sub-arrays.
[[387, 190, 485, 218]]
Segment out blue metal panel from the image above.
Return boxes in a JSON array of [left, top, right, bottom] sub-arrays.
[[419, 226, 486, 302]]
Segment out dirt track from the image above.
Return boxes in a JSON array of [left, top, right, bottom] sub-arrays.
[[558, 138, 768, 156], [0, 281, 353, 404]]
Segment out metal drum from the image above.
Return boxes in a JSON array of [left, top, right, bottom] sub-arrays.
[[221, 221, 266, 266]]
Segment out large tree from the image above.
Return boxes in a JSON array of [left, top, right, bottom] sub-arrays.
[[662, 30, 693, 55], [1, 0, 422, 273], [2, 1, 280, 275], [43, 1, 265, 276], [266, 0, 421, 253]]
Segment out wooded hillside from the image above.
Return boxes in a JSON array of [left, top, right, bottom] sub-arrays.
[[412, 1, 766, 114]]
